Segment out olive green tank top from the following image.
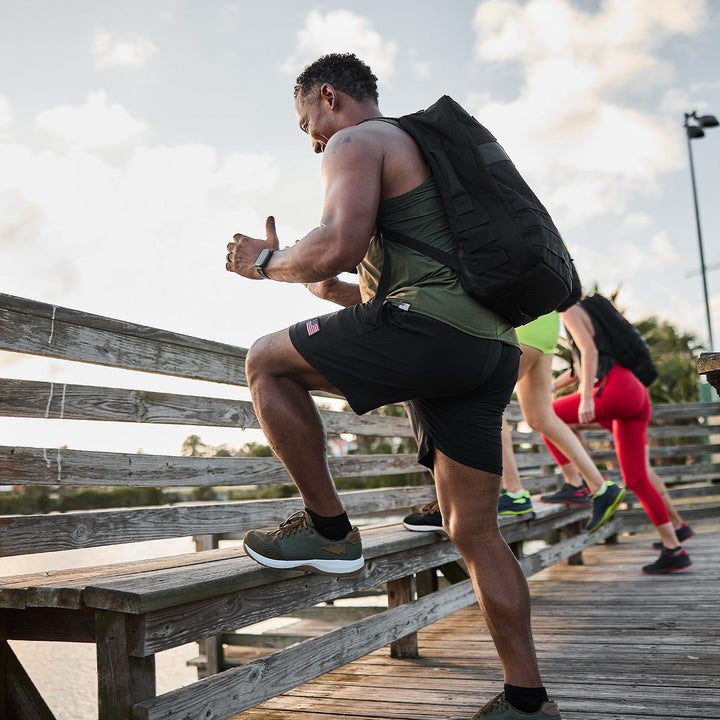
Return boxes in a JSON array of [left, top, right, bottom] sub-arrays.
[[357, 172, 518, 345]]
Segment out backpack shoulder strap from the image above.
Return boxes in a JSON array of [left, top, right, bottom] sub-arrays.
[[378, 226, 459, 273]]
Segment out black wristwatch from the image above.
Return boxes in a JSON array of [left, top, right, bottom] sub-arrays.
[[254, 248, 274, 279]]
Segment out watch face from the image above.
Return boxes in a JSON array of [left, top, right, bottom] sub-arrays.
[[255, 249, 272, 268]]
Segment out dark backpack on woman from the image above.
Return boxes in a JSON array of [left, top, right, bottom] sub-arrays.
[[580, 294, 658, 386]]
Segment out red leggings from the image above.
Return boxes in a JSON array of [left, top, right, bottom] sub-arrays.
[[544, 363, 669, 527]]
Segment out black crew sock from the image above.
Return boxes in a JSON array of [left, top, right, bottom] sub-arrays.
[[305, 508, 352, 540], [504, 684, 549, 713]]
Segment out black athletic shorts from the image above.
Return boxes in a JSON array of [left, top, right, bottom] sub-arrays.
[[289, 302, 520, 474]]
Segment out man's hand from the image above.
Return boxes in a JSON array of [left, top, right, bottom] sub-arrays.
[[226, 216, 280, 279], [304, 278, 342, 299], [304, 277, 363, 307]]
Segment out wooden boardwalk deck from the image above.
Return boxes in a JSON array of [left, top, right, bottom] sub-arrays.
[[236, 526, 720, 720]]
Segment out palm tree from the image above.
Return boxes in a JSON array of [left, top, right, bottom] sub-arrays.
[[181, 434, 209, 457]]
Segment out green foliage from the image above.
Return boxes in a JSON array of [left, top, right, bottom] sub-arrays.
[[636, 317, 702, 404], [192, 486, 218, 501], [181, 434, 209, 457], [229, 483, 299, 500], [180, 435, 274, 458], [0, 486, 181, 515], [0, 486, 53, 515], [335, 472, 431, 491], [237, 442, 274, 457]]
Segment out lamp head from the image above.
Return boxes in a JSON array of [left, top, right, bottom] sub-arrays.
[[687, 125, 705, 139], [697, 114, 719, 128]]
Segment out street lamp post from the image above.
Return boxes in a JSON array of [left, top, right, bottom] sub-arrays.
[[684, 110, 719, 351]]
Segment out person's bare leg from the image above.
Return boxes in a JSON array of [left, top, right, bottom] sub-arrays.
[[655, 520, 681, 548], [517, 353, 605, 494], [645, 446, 684, 527], [501, 417, 524, 494], [501, 347, 543, 494], [434, 449, 542, 687], [245, 328, 346, 516], [558, 462, 586, 487]]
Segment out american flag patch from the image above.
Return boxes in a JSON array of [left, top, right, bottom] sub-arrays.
[[306, 318, 320, 336]]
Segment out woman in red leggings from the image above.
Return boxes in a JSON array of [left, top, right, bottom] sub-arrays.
[[546, 300, 692, 575]]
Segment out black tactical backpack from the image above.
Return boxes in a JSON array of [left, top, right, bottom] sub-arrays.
[[378, 95, 574, 327]]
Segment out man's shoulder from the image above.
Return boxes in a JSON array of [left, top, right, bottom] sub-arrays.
[[327, 120, 403, 155], [343, 117, 405, 140]]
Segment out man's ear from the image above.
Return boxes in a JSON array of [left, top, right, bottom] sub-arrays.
[[319, 83, 337, 109]]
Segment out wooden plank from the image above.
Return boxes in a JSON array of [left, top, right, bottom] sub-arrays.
[[0, 378, 413, 437], [650, 400, 720, 420], [0, 446, 425, 487], [0, 302, 249, 386], [647, 424, 720, 439], [130, 541, 464, 656], [0, 546, 253, 609], [85, 526, 455, 616], [132, 580, 477, 720], [4, 607, 95, 642], [35, 507, 572, 615], [0, 485, 433, 557], [0, 378, 260, 427], [1, 502, 573, 610], [518, 520, 622, 576]]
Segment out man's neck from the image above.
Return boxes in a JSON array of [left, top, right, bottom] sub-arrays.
[[344, 99, 382, 125]]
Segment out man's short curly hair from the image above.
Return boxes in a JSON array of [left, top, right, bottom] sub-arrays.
[[294, 53, 378, 102]]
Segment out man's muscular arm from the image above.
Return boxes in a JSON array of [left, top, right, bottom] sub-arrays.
[[227, 127, 382, 283]]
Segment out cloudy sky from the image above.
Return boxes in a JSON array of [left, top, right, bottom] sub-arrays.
[[1, 0, 720, 452]]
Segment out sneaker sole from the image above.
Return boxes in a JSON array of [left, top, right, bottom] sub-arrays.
[[642, 560, 692, 575], [403, 521, 447, 533], [497, 508, 534, 515], [243, 541, 365, 576], [540, 498, 590, 506], [586, 488, 627, 533]]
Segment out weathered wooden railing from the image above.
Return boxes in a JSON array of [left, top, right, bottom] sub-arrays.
[[1, 292, 718, 720]]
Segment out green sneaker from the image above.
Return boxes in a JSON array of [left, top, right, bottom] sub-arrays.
[[586, 481, 626, 533], [453, 692, 561, 719], [497, 490, 534, 515], [243, 511, 364, 576]]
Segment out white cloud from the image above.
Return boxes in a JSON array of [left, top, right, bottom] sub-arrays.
[[469, 0, 708, 229], [0, 116, 322, 350], [609, 231, 678, 272], [282, 10, 397, 83], [92, 30, 158, 68], [0, 190, 45, 250], [35, 91, 148, 150], [623, 213, 653, 230]]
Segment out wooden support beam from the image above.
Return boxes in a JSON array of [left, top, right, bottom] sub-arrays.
[[0, 641, 57, 720], [96, 611, 156, 720], [387, 577, 418, 658]]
